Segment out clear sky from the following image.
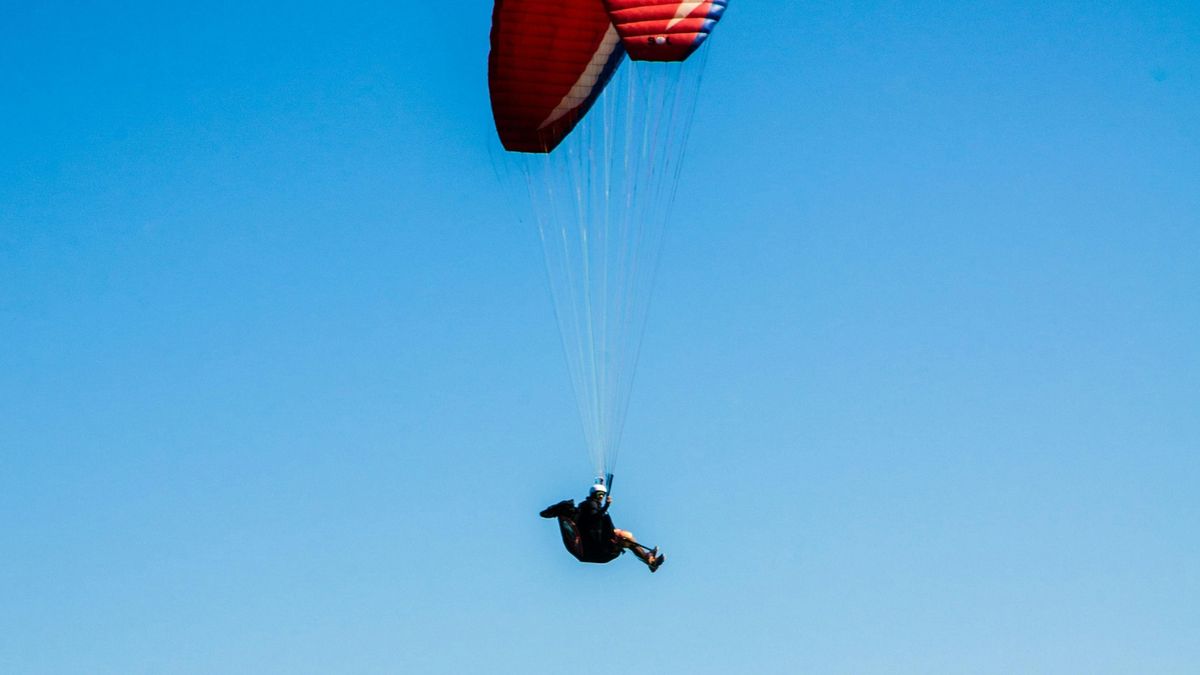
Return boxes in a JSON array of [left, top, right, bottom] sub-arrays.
[[2, 3, 1198, 674]]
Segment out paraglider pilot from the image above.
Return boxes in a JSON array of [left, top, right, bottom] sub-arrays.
[[540, 482, 664, 572]]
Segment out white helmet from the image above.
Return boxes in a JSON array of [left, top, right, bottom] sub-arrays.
[[589, 482, 608, 496]]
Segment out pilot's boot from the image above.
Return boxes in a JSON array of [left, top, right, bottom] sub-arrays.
[[648, 548, 665, 573]]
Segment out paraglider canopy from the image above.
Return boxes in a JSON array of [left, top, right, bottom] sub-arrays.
[[488, 0, 626, 153], [603, 1, 729, 61]]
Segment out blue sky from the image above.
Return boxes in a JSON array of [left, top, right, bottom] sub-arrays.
[[2, 2, 1198, 673]]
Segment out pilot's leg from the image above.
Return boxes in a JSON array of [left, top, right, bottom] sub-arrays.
[[614, 528, 655, 565]]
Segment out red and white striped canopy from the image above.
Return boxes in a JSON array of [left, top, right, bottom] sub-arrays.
[[603, 1, 728, 61]]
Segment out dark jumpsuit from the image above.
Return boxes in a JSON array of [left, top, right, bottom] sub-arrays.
[[558, 498, 621, 563]]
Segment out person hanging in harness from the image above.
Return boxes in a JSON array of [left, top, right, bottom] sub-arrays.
[[540, 482, 664, 572]]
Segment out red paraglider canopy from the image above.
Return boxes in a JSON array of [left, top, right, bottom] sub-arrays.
[[603, 0, 728, 61], [489, 0, 626, 153]]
